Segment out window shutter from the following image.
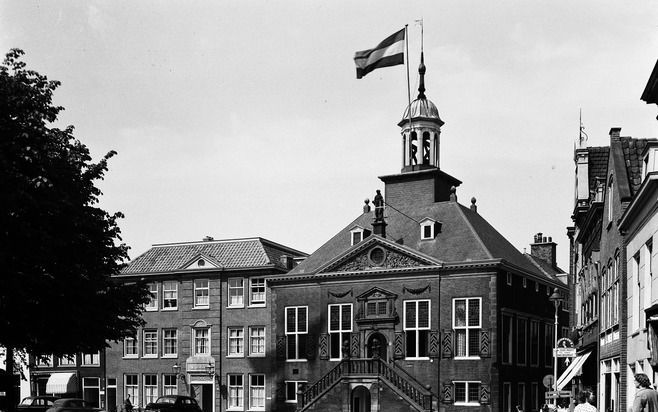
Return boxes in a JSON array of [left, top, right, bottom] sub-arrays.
[[350, 332, 360, 358], [319, 334, 329, 360], [441, 329, 453, 358], [306, 334, 316, 360], [276, 335, 286, 360], [479, 383, 491, 405], [429, 330, 440, 358], [394, 332, 404, 359], [441, 381, 454, 404], [480, 329, 491, 358]]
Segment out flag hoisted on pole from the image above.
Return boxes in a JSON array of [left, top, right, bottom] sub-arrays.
[[354, 28, 405, 79]]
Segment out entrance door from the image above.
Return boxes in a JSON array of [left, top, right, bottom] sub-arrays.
[[366, 333, 388, 361], [190, 384, 213, 412], [351, 386, 371, 412]]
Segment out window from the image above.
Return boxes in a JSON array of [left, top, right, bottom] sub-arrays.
[[249, 374, 265, 410], [454, 381, 480, 405], [517, 318, 527, 365], [518, 383, 526, 411], [544, 324, 554, 367], [506, 273, 512, 285], [351, 228, 363, 245], [420, 220, 435, 240], [522, 278, 527, 288], [453, 298, 481, 358], [124, 337, 138, 358], [366, 300, 387, 317], [145, 283, 158, 311], [530, 321, 539, 366], [250, 278, 266, 306], [194, 279, 209, 308], [249, 326, 265, 357], [285, 381, 307, 403], [285, 306, 308, 360], [124, 375, 138, 407], [143, 330, 158, 357], [162, 329, 177, 357], [194, 328, 210, 356], [58, 355, 75, 366], [228, 374, 244, 410], [228, 327, 244, 357], [535, 282, 539, 293], [531, 383, 539, 412], [163, 281, 178, 310], [328, 304, 352, 360], [82, 377, 100, 407], [607, 177, 614, 222], [82, 352, 100, 366], [503, 382, 511, 412], [143, 374, 158, 405], [502, 314, 512, 364], [404, 300, 430, 359], [35, 355, 53, 367], [163, 374, 177, 396], [228, 278, 244, 307]]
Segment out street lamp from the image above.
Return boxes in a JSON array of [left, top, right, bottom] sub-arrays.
[[205, 362, 215, 377], [172, 363, 184, 380], [549, 288, 563, 409]]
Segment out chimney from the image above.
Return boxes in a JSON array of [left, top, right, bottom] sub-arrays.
[[530, 233, 557, 268], [609, 127, 621, 141]]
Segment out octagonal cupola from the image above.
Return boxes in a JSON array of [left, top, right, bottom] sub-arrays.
[[398, 52, 443, 173]]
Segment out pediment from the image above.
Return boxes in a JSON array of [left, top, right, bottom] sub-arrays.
[[317, 236, 440, 274], [356, 287, 397, 301], [180, 254, 220, 270]]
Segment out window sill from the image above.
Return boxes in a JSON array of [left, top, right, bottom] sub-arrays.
[[404, 357, 430, 361], [142, 355, 158, 359], [286, 359, 308, 363], [454, 402, 481, 406], [247, 354, 265, 358], [161, 355, 178, 359], [193, 306, 210, 310], [227, 305, 245, 309], [248, 304, 266, 308], [162, 308, 178, 311], [81, 364, 100, 367], [122, 356, 139, 359], [145, 308, 158, 312], [454, 356, 481, 361], [227, 355, 244, 358]]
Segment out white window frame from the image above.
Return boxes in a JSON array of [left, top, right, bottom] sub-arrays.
[[517, 318, 527, 365], [82, 352, 100, 366], [124, 337, 138, 358], [522, 278, 527, 288], [35, 355, 53, 367], [143, 330, 158, 358], [328, 303, 353, 361], [517, 382, 526, 411], [249, 374, 265, 411], [420, 220, 435, 240], [506, 273, 512, 285], [143, 374, 158, 405], [162, 329, 178, 358], [249, 278, 266, 306], [607, 177, 614, 222], [285, 381, 307, 403], [58, 354, 75, 366], [453, 297, 482, 359], [228, 327, 245, 357], [227, 374, 244, 410], [249, 326, 265, 357], [82, 377, 100, 407], [194, 279, 209, 309], [193, 327, 210, 356], [145, 283, 158, 311], [403, 300, 431, 359], [162, 281, 178, 310], [124, 374, 139, 408], [350, 228, 364, 245], [162, 374, 177, 396], [228, 278, 244, 308], [453, 381, 481, 406], [285, 306, 308, 361]]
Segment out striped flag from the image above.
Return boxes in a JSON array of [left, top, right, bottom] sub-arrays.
[[354, 28, 405, 79]]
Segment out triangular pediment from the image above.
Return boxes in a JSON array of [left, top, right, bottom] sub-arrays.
[[356, 287, 397, 301], [180, 253, 220, 270], [317, 236, 441, 274]]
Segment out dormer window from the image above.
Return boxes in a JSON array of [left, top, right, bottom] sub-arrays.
[[350, 226, 371, 246], [642, 144, 658, 178], [420, 218, 440, 240]]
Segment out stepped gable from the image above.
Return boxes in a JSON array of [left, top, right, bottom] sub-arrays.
[[289, 200, 548, 279], [121, 237, 306, 275]]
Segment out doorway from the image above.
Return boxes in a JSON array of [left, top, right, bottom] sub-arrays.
[[351, 386, 371, 412], [190, 383, 213, 412], [366, 333, 388, 361]]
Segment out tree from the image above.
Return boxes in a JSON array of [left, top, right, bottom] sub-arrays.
[[0, 49, 150, 359]]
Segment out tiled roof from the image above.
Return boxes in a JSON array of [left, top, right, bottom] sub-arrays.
[[289, 200, 556, 282], [621, 137, 650, 195], [121, 238, 307, 275], [587, 146, 609, 193], [524, 254, 565, 279]]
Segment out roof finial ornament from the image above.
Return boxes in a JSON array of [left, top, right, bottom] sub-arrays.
[[470, 197, 477, 212], [418, 52, 426, 100], [449, 186, 457, 202], [363, 198, 371, 214], [578, 108, 588, 148]]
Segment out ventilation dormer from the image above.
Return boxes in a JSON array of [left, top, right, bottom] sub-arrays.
[[350, 226, 371, 246], [420, 218, 441, 240]]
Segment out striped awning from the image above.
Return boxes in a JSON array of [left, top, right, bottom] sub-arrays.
[[556, 352, 591, 391], [46, 372, 78, 394]]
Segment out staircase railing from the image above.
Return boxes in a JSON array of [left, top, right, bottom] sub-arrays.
[[297, 358, 434, 411]]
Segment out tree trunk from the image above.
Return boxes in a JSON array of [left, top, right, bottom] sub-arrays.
[[6, 346, 15, 412]]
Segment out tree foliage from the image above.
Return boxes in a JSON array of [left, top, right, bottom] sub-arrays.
[[0, 49, 150, 356]]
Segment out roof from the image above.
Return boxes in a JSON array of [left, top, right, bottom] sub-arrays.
[[289, 200, 560, 283], [524, 254, 565, 278], [121, 238, 307, 275], [641, 58, 658, 105], [587, 146, 609, 193], [620, 136, 651, 196]]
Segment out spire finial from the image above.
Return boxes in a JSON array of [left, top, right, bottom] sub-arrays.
[[418, 52, 426, 99]]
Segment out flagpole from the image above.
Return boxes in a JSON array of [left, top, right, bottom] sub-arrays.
[[405, 24, 412, 168]]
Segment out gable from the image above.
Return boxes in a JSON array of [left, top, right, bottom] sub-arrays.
[[318, 238, 440, 274], [180, 254, 220, 270], [356, 287, 398, 301]]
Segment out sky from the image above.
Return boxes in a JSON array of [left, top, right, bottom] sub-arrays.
[[2, 1, 658, 270]]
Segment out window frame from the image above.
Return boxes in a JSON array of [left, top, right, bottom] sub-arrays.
[[227, 374, 244, 410], [249, 374, 265, 411], [248, 326, 266, 357], [193, 279, 210, 309], [162, 281, 178, 310], [516, 318, 527, 365], [143, 330, 158, 358], [162, 329, 178, 358], [162, 374, 177, 396], [403, 299, 431, 360], [249, 278, 266, 307], [82, 352, 100, 366], [193, 327, 211, 356], [453, 381, 481, 406], [285, 306, 308, 361], [143, 374, 158, 405], [328, 303, 353, 361], [227, 327, 245, 358], [145, 283, 158, 311], [453, 297, 482, 359], [228, 278, 245, 308], [124, 337, 138, 359], [285, 381, 307, 404], [124, 374, 139, 408]]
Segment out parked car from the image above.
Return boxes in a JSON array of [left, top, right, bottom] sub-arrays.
[[144, 396, 201, 412], [45, 398, 104, 412], [18, 396, 59, 412]]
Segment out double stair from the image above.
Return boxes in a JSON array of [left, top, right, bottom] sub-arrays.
[[297, 358, 435, 411]]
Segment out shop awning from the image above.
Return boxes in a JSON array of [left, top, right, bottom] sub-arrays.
[[46, 372, 78, 394], [556, 352, 591, 391]]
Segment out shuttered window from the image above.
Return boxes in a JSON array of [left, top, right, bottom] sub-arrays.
[[285, 307, 308, 360], [453, 297, 481, 358], [404, 300, 430, 359], [328, 304, 352, 360]]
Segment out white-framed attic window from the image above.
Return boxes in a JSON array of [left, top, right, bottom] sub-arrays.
[[350, 226, 371, 246], [420, 218, 440, 240]]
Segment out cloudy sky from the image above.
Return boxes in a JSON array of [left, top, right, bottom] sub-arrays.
[[2, 1, 657, 269]]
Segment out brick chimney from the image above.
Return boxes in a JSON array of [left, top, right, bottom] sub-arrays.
[[530, 233, 557, 268]]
